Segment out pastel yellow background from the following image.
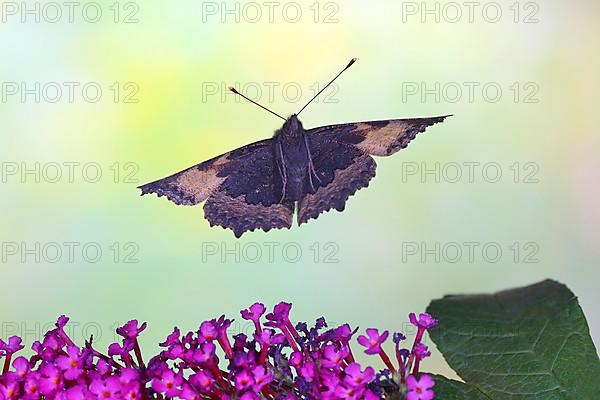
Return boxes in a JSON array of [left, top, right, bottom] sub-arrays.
[[1, 0, 599, 377]]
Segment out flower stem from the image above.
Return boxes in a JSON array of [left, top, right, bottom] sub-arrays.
[[378, 349, 396, 374], [2, 354, 11, 374]]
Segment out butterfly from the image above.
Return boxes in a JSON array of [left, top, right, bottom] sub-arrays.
[[139, 59, 451, 237]]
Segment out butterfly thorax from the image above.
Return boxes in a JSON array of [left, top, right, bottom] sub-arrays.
[[273, 115, 317, 202]]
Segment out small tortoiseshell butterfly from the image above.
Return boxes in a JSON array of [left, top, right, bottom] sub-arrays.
[[139, 59, 451, 237]]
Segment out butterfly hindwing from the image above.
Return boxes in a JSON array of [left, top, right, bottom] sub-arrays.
[[139, 139, 294, 237], [298, 150, 376, 225], [203, 142, 294, 237], [204, 192, 294, 238]]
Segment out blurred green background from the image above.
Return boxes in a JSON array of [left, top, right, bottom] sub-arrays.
[[1, 0, 599, 377]]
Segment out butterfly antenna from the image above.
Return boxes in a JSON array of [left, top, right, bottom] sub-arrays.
[[228, 87, 286, 121], [297, 58, 357, 116]]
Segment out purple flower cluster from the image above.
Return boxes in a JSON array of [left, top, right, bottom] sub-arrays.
[[0, 302, 438, 399]]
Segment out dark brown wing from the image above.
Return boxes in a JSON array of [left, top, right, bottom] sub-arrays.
[[297, 115, 449, 224], [298, 150, 376, 225], [139, 139, 294, 237], [204, 191, 294, 238]]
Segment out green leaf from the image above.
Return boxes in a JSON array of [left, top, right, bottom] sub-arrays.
[[427, 280, 600, 399], [431, 375, 491, 399]]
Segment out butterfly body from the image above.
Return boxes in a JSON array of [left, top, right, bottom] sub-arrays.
[[274, 114, 322, 202]]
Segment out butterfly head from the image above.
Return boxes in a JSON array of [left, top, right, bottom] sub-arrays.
[[281, 114, 304, 138]]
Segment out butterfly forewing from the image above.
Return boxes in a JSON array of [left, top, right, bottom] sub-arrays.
[[308, 116, 451, 156]]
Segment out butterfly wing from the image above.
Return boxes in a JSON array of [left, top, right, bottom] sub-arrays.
[[298, 133, 376, 225], [297, 116, 450, 224], [139, 139, 294, 237], [308, 115, 451, 156]]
